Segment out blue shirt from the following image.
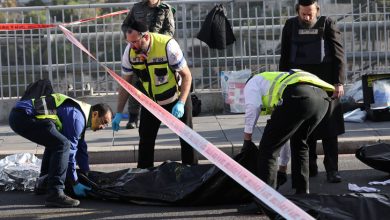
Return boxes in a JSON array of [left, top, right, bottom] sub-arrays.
[[15, 99, 89, 183]]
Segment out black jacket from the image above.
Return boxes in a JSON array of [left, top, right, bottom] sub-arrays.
[[279, 16, 346, 137], [197, 4, 236, 50], [279, 16, 345, 85]]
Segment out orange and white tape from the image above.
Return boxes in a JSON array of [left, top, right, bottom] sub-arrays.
[[58, 23, 314, 220]]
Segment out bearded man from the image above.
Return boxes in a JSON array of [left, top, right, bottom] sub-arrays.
[[278, 0, 346, 183], [112, 18, 198, 169]]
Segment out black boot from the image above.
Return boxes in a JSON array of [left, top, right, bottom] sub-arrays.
[[327, 171, 342, 183], [126, 113, 138, 129], [276, 171, 287, 189]]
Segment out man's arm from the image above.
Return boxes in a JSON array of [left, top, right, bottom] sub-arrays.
[[326, 17, 345, 85], [161, 5, 175, 37], [58, 106, 85, 184], [116, 74, 132, 113], [243, 77, 263, 141], [177, 65, 192, 103], [116, 44, 133, 113], [75, 140, 89, 174], [326, 17, 345, 98], [279, 19, 292, 71], [166, 39, 191, 103]]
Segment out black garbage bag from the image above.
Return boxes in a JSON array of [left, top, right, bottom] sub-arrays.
[[72, 142, 390, 220], [78, 142, 258, 205], [355, 142, 390, 173], [267, 193, 390, 220]]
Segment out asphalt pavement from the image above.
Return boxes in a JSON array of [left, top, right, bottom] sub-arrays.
[[1, 114, 390, 219], [0, 155, 389, 220], [2, 113, 390, 164]]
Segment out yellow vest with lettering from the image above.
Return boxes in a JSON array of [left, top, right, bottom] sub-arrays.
[[33, 93, 91, 131], [259, 69, 335, 115], [129, 33, 179, 105]]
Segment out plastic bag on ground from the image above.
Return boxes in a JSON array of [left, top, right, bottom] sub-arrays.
[[0, 153, 41, 191]]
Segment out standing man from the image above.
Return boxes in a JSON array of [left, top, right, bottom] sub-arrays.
[[279, 0, 345, 183], [9, 93, 113, 207], [243, 69, 333, 194], [122, 0, 175, 129], [112, 19, 198, 169]]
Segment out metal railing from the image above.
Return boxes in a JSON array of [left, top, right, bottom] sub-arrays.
[[0, 0, 389, 99]]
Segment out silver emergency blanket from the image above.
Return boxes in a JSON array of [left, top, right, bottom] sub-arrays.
[[0, 153, 41, 191]]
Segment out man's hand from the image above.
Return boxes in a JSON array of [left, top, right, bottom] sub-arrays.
[[172, 101, 185, 118], [241, 140, 256, 152], [73, 183, 91, 197], [112, 113, 123, 131], [332, 84, 344, 99]]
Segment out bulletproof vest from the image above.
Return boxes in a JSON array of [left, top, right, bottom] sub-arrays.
[[290, 16, 327, 65]]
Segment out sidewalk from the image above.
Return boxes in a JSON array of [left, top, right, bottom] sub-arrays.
[[1, 114, 390, 164]]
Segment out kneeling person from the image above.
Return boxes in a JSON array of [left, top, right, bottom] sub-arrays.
[[9, 93, 113, 207]]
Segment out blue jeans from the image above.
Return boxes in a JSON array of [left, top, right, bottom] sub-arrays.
[[9, 108, 70, 194]]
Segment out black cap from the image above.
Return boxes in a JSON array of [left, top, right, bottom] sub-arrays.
[[298, 0, 317, 6], [121, 18, 149, 34]]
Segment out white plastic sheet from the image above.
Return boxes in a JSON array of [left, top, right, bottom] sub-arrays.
[[343, 108, 367, 123], [0, 153, 41, 191]]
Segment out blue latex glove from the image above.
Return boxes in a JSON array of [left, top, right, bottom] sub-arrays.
[[112, 113, 122, 131], [172, 101, 185, 118], [73, 183, 91, 197]]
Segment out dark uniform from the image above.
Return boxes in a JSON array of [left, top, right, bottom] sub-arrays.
[[122, 0, 175, 128], [244, 71, 333, 193], [279, 15, 345, 181], [127, 0, 175, 36]]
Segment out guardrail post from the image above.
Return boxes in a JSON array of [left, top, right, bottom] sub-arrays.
[[45, 7, 53, 82]]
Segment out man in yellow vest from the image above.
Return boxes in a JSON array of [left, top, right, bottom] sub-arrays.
[[112, 18, 198, 168], [243, 69, 333, 195], [9, 93, 113, 208]]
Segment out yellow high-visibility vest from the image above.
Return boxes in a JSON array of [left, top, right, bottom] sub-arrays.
[[33, 93, 91, 131], [129, 33, 179, 105], [259, 69, 335, 115]]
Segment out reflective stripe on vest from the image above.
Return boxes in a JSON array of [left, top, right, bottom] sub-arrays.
[[33, 93, 91, 131], [259, 70, 335, 114], [129, 33, 179, 105]]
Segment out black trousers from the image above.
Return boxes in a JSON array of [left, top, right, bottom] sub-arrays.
[[308, 135, 339, 172], [9, 109, 70, 194], [257, 84, 330, 191], [137, 96, 198, 168], [307, 97, 343, 173]]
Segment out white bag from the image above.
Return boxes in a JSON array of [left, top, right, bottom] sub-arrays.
[[343, 108, 367, 123]]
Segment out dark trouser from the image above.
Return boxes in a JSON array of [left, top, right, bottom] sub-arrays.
[[257, 84, 329, 192], [137, 96, 198, 168], [9, 109, 70, 194], [308, 135, 339, 172]]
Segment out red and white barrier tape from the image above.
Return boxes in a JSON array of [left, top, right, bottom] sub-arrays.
[[58, 24, 314, 220], [0, 23, 56, 31], [0, 10, 128, 31]]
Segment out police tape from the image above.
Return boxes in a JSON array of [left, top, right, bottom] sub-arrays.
[[59, 23, 314, 220], [0, 10, 128, 31], [63, 10, 129, 26], [0, 23, 56, 31]]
